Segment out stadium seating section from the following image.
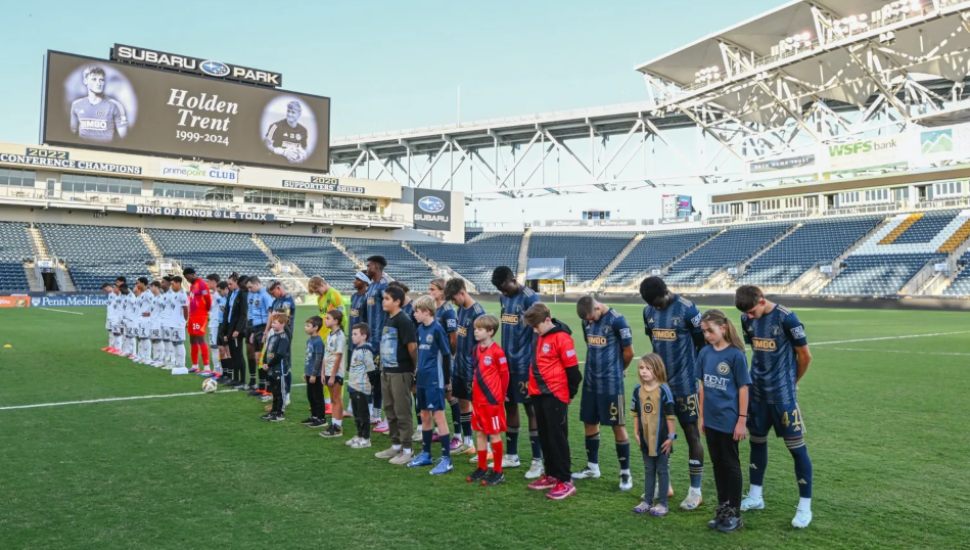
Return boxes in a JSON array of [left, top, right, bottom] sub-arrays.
[[3, 213, 970, 297], [259, 234, 359, 292], [740, 216, 883, 286], [605, 227, 718, 286], [0, 222, 30, 292], [411, 232, 522, 290], [527, 232, 635, 285], [39, 224, 152, 291], [338, 238, 434, 290], [664, 222, 793, 286], [148, 229, 274, 280]]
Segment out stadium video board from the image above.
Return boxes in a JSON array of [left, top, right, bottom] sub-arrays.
[[42, 51, 330, 172]]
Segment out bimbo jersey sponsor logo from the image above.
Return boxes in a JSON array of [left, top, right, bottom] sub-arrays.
[[500, 313, 520, 325], [418, 195, 445, 214], [652, 328, 677, 341], [752, 337, 777, 352], [586, 335, 608, 347]]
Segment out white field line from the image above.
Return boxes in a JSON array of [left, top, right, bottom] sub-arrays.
[[37, 308, 85, 316], [812, 330, 970, 346], [0, 383, 308, 412], [828, 347, 970, 357]]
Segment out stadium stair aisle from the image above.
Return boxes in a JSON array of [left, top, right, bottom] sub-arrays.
[[879, 212, 923, 244], [938, 219, 970, 253]]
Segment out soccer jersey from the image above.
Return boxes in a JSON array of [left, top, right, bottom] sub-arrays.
[[169, 289, 188, 328], [106, 292, 118, 325], [454, 302, 486, 382], [247, 288, 273, 326], [137, 291, 152, 328], [499, 286, 540, 376], [70, 96, 127, 142], [324, 328, 346, 378], [528, 320, 579, 404], [582, 307, 633, 395], [266, 120, 308, 150], [214, 294, 226, 325], [317, 287, 345, 339], [347, 345, 376, 394], [695, 345, 751, 433], [630, 383, 676, 456], [271, 294, 297, 337], [349, 291, 366, 328], [365, 276, 389, 353], [416, 321, 452, 390], [189, 279, 211, 322], [643, 294, 703, 397], [472, 342, 509, 406], [304, 335, 324, 377], [435, 303, 457, 340], [150, 293, 164, 334], [741, 305, 807, 405]]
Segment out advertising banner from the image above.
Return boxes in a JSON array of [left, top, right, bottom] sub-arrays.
[[0, 295, 31, 308], [412, 188, 452, 231], [28, 293, 108, 307], [43, 51, 330, 172], [126, 204, 276, 221], [824, 134, 911, 175]]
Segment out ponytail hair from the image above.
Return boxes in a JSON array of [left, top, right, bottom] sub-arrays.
[[700, 309, 745, 351]]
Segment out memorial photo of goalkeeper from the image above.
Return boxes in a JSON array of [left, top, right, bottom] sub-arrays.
[[261, 96, 317, 164]]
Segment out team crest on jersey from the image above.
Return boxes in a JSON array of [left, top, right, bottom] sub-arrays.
[[670, 316, 683, 327], [425, 334, 433, 343], [652, 329, 677, 341], [542, 343, 551, 354], [771, 325, 782, 337], [483, 356, 493, 366], [643, 402, 654, 414], [717, 362, 730, 375], [751, 337, 777, 351]]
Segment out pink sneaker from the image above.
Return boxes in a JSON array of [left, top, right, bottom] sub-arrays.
[[527, 475, 558, 491], [449, 436, 462, 452], [546, 481, 577, 501], [373, 420, 389, 433]]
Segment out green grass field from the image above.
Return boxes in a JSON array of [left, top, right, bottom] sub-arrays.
[[1, 301, 968, 549]]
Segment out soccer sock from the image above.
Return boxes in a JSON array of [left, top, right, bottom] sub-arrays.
[[477, 450, 488, 471], [333, 418, 342, 427], [210, 346, 220, 371], [585, 432, 600, 465], [190, 343, 200, 366], [422, 429, 433, 455], [460, 412, 472, 441], [688, 459, 704, 490], [491, 440, 504, 474], [506, 427, 520, 456], [749, 436, 769, 486], [786, 438, 813, 499], [440, 431, 451, 457], [616, 440, 631, 471], [529, 431, 542, 459], [200, 345, 210, 367], [450, 399, 461, 436]]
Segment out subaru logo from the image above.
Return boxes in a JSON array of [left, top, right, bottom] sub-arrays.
[[418, 195, 445, 213], [200, 60, 230, 77]]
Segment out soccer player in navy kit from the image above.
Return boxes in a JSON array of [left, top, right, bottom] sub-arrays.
[[640, 276, 706, 511], [406, 296, 454, 475], [70, 66, 128, 142], [429, 278, 461, 452], [364, 256, 390, 433], [573, 296, 635, 491], [491, 266, 544, 479], [444, 278, 485, 454], [735, 285, 814, 529]]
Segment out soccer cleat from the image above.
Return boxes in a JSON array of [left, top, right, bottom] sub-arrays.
[[502, 454, 521, 469], [374, 447, 400, 460], [247, 388, 262, 397], [319, 425, 343, 438], [649, 504, 669, 517], [462, 444, 477, 456], [260, 412, 275, 421], [717, 508, 744, 533], [407, 452, 434, 468], [632, 501, 652, 514], [411, 428, 422, 442], [740, 494, 765, 512], [430, 456, 454, 476], [373, 420, 389, 434], [469, 451, 492, 464], [345, 436, 361, 447], [571, 464, 601, 480], [680, 489, 703, 511], [546, 481, 577, 500], [618, 472, 633, 492], [466, 469, 488, 484], [525, 459, 545, 480], [268, 413, 285, 422], [308, 418, 327, 428], [389, 450, 414, 466], [482, 469, 505, 486], [259, 395, 272, 403], [449, 436, 463, 452], [351, 438, 372, 449], [708, 504, 729, 529], [301, 417, 316, 425], [791, 507, 812, 529], [527, 475, 558, 491], [189, 366, 199, 373]]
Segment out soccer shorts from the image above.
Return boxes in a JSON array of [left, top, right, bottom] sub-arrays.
[[208, 324, 220, 346], [417, 386, 446, 411], [150, 327, 162, 340], [126, 325, 137, 338], [111, 323, 122, 336], [172, 325, 186, 343], [326, 375, 345, 387], [138, 324, 150, 339], [506, 371, 530, 404], [579, 388, 626, 426], [451, 375, 473, 401], [472, 403, 507, 435], [188, 317, 207, 337], [673, 393, 700, 425], [747, 400, 806, 438]]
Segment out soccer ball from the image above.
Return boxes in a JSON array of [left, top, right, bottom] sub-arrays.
[[202, 378, 218, 393]]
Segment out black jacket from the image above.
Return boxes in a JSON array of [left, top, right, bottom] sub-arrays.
[[224, 288, 248, 341]]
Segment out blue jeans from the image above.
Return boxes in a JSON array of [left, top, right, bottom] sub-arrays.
[[642, 448, 670, 507]]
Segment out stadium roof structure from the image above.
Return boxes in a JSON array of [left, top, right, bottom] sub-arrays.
[[331, 0, 970, 200]]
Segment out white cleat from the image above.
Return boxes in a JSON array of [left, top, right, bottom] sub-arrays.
[[618, 472, 633, 492], [525, 458, 544, 479], [791, 507, 812, 529], [740, 495, 765, 512], [502, 454, 521, 469], [680, 489, 703, 511], [571, 464, 602, 480]]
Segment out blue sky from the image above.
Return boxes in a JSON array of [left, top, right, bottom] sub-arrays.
[[1, 0, 781, 143]]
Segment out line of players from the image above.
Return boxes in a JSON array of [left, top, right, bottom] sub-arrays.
[[99, 259, 814, 530]]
